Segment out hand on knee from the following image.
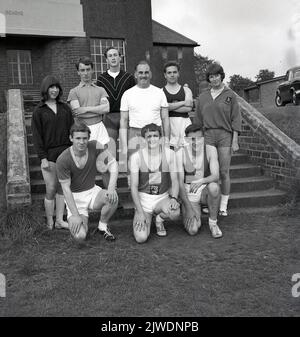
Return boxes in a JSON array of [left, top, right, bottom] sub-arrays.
[[185, 217, 199, 236], [168, 207, 180, 221], [73, 226, 87, 242]]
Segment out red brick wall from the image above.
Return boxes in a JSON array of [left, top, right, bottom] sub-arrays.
[[43, 37, 89, 101], [152, 45, 197, 96]]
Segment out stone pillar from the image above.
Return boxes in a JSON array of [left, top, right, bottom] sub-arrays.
[[6, 89, 31, 208]]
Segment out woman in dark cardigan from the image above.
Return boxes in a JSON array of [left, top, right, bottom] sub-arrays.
[[31, 75, 74, 229]]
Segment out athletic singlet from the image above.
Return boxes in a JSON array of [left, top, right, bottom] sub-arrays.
[[138, 148, 171, 195], [183, 138, 207, 184], [163, 86, 189, 118]]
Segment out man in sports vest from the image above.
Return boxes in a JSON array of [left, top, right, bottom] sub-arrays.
[[176, 124, 222, 238], [163, 61, 193, 149], [129, 123, 180, 243]]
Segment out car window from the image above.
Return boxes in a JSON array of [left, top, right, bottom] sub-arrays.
[[288, 71, 293, 81], [294, 70, 300, 79]]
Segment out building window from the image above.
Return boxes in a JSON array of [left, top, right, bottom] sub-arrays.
[[90, 38, 127, 79], [7, 50, 33, 85]]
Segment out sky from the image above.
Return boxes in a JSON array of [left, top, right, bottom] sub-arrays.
[[151, 0, 300, 82]]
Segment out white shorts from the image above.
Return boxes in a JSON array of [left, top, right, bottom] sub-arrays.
[[138, 191, 169, 214], [170, 117, 192, 147], [66, 185, 102, 219], [184, 183, 207, 203], [88, 121, 110, 145]]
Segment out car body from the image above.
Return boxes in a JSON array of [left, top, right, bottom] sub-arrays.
[[275, 66, 300, 106]]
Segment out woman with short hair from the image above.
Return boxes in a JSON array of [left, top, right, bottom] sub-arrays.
[[195, 63, 241, 216], [31, 75, 74, 229]]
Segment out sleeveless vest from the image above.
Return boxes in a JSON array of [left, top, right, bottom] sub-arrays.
[[138, 147, 171, 195], [183, 138, 206, 184], [163, 86, 189, 118]]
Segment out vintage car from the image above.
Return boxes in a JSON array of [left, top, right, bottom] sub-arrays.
[[275, 66, 300, 106]]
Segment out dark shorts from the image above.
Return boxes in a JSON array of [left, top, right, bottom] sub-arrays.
[[47, 145, 70, 162], [103, 112, 120, 131], [204, 129, 232, 148]]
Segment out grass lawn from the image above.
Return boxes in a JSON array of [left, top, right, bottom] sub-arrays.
[[259, 106, 300, 145], [0, 207, 299, 317]]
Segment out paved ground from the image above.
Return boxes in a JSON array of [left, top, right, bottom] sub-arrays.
[[0, 206, 299, 317]]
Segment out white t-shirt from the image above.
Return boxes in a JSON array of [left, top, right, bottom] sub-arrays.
[[108, 70, 120, 79], [120, 85, 169, 128]]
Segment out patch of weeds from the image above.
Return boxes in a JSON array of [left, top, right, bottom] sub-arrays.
[[0, 205, 45, 245], [275, 199, 300, 217]]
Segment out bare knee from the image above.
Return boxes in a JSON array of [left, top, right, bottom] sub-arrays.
[[45, 184, 57, 199], [219, 169, 229, 182], [133, 230, 148, 243], [207, 182, 220, 198], [187, 223, 198, 236], [168, 208, 181, 221]]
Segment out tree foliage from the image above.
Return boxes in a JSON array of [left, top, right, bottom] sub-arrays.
[[229, 74, 255, 96], [255, 69, 275, 82], [194, 53, 214, 93]]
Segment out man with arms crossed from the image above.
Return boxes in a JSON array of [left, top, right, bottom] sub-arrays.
[[96, 47, 136, 157], [129, 123, 180, 243], [56, 122, 118, 242], [163, 61, 193, 149], [68, 57, 110, 145], [120, 61, 170, 166], [176, 124, 222, 238]]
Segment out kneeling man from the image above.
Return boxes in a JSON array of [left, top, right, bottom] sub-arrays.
[[129, 123, 180, 243], [176, 124, 222, 238], [56, 122, 118, 243]]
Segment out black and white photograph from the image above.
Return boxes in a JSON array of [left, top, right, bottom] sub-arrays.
[[0, 0, 299, 325]]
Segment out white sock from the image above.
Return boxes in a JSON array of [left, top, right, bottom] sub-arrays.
[[220, 194, 229, 211], [155, 214, 164, 224], [98, 221, 108, 231], [209, 218, 217, 227]]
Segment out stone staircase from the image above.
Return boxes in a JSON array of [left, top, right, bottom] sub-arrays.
[[25, 113, 287, 217]]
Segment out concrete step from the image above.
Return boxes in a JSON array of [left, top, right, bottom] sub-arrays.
[[29, 161, 261, 181], [121, 188, 287, 212], [30, 177, 129, 194], [230, 176, 274, 193], [30, 174, 275, 195], [227, 188, 288, 208]]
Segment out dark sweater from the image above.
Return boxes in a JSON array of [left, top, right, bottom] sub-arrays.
[[96, 70, 136, 113], [31, 101, 74, 161], [195, 86, 241, 133]]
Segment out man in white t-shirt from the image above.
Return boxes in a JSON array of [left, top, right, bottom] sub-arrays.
[[119, 61, 170, 167]]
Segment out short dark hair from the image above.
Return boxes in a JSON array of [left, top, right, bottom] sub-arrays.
[[70, 122, 91, 137], [76, 56, 94, 70], [141, 123, 162, 138], [185, 124, 203, 136], [40, 75, 63, 103], [206, 62, 225, 82], [104, 47, 120, 58], [163, 60, 180, 73], [135, 60, 151, 72]]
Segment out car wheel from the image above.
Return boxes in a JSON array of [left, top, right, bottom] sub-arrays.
[[275, 93, 285, 107], [292, 90, 299, 106]]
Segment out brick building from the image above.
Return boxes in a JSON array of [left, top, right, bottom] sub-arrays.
[[0, 0, 199, 113], [244, 76, 285, 108]]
